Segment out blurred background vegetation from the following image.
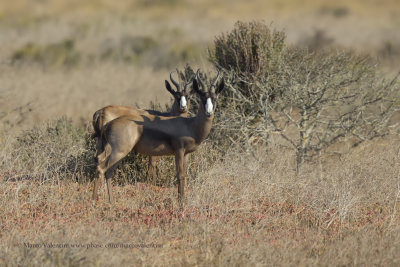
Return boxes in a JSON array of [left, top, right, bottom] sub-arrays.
[[0, 0, 399, 133]]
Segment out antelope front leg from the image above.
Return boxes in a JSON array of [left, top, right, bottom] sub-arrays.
[[184, 154, 189, 189], [175, 149, 185, 205], [106, 178, 113, 204]]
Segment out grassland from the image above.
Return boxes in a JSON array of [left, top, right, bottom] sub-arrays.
[[1, 0, 400, 266], [1, 130, 399, 266]]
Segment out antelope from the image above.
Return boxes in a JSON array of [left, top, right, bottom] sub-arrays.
[[92, 71, 193, 182], [92, 70, 224, 204]]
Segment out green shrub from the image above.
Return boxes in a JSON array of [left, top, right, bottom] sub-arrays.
[[12, 40, 80, 68], [100, 36, 159, 64], [99, 35, 203, 69], [137, 0, 185, 7], [10, 35, 203, 69]]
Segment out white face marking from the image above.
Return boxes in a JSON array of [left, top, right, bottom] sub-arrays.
[[179, 96, 187, 111], [205, 98, 213, 115]]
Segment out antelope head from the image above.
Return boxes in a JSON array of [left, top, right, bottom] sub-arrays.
[[165, 70, 193, 113], [193, 69, 225, 117]]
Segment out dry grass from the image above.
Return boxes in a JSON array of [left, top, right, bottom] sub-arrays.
[[0, 63, 215, 135], [0, 134, 399, 266]]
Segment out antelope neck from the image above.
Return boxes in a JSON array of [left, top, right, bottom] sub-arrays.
[[193, 101, 213, 144]]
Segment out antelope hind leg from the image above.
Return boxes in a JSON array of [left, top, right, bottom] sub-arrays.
[[92, 142, 110, 201], [92, 163, 105, 201], [104, 159, 123, 204], [103, 150, 132, 203], [94, 137, 104, 163]]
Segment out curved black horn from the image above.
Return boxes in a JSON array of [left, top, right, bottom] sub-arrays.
[[170, 70, 181, 92], [211, 69, 221, 88], [195, 69, 206, 91]]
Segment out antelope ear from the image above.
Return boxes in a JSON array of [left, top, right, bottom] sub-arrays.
[[165, 80, 176, 96], [215, 78, 225, 95]]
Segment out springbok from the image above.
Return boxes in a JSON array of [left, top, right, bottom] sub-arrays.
[[92, 71, 193, 182], [92, 70, 224, 204]]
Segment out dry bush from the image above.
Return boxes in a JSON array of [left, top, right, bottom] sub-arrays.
[[210, 21, 285, 100], [208, 21, 292, 150], [0, 101, 33, 134], [1, 117, 94, 183], [209, 21, 400, 169], [271, 49, 400, 170]]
